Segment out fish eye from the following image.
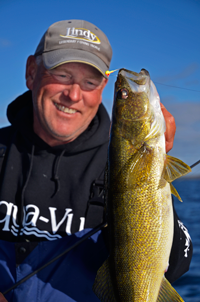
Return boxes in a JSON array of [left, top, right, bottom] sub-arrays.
[[118, 88, 129, 99]]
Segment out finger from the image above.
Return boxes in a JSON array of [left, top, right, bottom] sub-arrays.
[[0, 293, 8, 302], [160, 103, 176, 153]]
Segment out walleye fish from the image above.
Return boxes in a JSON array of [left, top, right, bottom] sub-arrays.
[[93, 68, 191, 301]]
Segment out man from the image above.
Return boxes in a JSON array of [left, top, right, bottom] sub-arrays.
[[0, 20, 192, 302]]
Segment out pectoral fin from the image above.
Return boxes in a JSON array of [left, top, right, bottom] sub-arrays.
[[157, 276, 184, 301], [163, 155, 191, 183], [127, 146, 154, 188], [93, 258, 117, 302]]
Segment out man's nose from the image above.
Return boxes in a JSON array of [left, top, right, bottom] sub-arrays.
[[63, 84, 82, 102]]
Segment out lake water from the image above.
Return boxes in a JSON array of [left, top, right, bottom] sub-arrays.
[[173, 178, 200, 301]]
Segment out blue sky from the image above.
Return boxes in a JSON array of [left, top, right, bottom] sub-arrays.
[[0, 0, 200, 175]]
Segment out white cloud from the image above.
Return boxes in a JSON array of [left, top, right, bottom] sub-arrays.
[[166, 102, 200, 176], [155, 63, 199, 83], [0, 39, 12, 47]]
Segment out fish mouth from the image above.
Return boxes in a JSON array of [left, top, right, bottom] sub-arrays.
[[54, 102, 77, 114], [119, 68, 148, 88]]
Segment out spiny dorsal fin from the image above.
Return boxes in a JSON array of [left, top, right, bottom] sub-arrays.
[[157, 276, 184, 302], [163, 155, 191, 183]]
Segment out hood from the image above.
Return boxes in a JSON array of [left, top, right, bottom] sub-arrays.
[[7, 90, 111, 154], [0, 90, 111, 241]]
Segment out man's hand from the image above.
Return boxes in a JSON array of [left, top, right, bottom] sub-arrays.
[[160, 103, 176, 153], [0, 293, 7, 302]]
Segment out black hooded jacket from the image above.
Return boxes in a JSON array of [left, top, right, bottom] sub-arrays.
[[0, 90, 193, 284], [0, 90, 110, 242]]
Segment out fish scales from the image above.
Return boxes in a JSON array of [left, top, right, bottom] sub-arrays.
[[93, 68, 191, 301], [108, 122, 172, 300], [108, 69, 172, 300]]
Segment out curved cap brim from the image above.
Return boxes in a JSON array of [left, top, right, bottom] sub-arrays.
[[42, 49, 108, 77]]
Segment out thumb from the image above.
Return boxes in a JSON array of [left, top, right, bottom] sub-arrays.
[[0, 293, 8, 302]]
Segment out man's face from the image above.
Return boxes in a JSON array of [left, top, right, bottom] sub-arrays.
[[26, 57, 107, 146]]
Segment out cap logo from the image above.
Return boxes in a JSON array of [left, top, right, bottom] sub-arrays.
[[60, 27, 101, 44]]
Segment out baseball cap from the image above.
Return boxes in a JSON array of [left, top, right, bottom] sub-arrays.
[[34, 20, 112, 77]]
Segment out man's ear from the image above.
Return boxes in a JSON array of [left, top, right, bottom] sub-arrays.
[[25, 55, 38, 90], [99, 77, 108, 104], [103, 77, 108, 87]]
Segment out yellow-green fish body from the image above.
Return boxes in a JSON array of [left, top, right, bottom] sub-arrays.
[[93, 68, 191, 301]]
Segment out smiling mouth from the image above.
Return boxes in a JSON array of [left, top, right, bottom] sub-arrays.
[[54, 102, 77, 114]]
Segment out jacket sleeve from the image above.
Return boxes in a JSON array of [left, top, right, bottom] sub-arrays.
[[165, 198, 193, 283]]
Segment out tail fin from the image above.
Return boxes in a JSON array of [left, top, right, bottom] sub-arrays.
[[157, 277, 184, 302]]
